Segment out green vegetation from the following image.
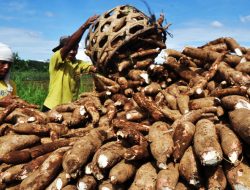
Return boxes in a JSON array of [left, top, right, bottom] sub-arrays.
[[11, 53, 94, 108]]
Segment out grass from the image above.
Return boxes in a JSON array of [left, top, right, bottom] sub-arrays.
[[12, 71, 94, 108]]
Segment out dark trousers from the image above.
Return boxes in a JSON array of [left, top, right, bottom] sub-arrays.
[[41, 105, 50, 112]]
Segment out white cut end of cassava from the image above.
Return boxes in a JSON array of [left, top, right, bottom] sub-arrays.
[[140, 73, 150, 84], [85, 165, 92, 174], [221, 81, 227, 85], [161, 83, 167, 88], [235, 99, 250, 110], [77, 181, 88, 190], [117, 131, 125, 138], [114, 101, 122, 106], [55, 113, 63, 121], [110, 176, 116, 182], [149, 64, 155, 69], [106, 91, 112, 95], [233, 184, 250, 190], [189, 178, 200, 186], [66, 173, 71, 179], [56, 178, 63, 190], [167, 78, 172, 83], [228, 152, 239, 164], [101, 187, 111, 190], [98, 154, 109, 168], [201, 151, 222, 165], [161, 187, 172, 190], [195, 88, 203, 95], [126, 113, 132, 120], [158, 162, 167, 169], [240, 57, 247, 63], [235, 48, 243, 56], [96, 173, 104, 180], [80, 106, 86, 115], [28, 116, 36, 122], [214, 97, 221, 104], [183, 110, 189, 114], [20, 174, 28, 180], [237, 170, 243, 176]]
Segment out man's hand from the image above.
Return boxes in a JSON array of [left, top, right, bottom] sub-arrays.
[[89, 65, 97, 73], [84, 15, 99, 28]]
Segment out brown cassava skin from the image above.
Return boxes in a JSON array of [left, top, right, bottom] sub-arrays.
[[112, 118, 150, 132], [62, 127, 113, 176], [217, 62, 250, 86], [0, 149, 31, 164], [45, 171, 71, 190], [96, 141, 126, 169], [30, 139, 71, 158], [61, 185, 77, 190], [189, 97, 219, 110], [0, 134, 40, 158], [9, 123, 50, 135], [205, 165, 227, 190], [224, 161, 250, 189], [46, 109, 63, 123], [19, 147, 69, 190], [176, 94, 190, 114], [235, 61, 250, 74], [98, 179, 127, 190], [76, 175, 97, 190], [179, 146, 202, 187], [148, 121, 172, 140], [17, 153, 50, 180], [0, 163, 25, 183], [160, 106, 182, 121], [0, 103, 17, 125], [109, 159, 137, 184], [148, 122, 174, 169], [87, 141, 125, 180], [171, 107, 217, 132], [156, 162, 179, 190], [216, 124, 242, 164], [143, 82, 162, 95], [54, 103, 77, 112], [117, 128, 149, 161], [161, 90, 178, 110], [210, 86, 247, 98], [83, 101, 100, 124], [125, 109, 147, 122], [229, 108, 250, 145], [129, 162, 157, 190], [221, 95, 249, 110], [103, 99, 116, 121], [182, 47, 241, 66], [173, 121, 196, 162], [193, 119, 223, 166], [20, 108, 48, 124], [175, 181, 192, 190], [133, 92, 165, 120]]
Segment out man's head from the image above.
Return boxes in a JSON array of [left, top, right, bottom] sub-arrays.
[[52, 35, 70, 52], [53, 35, 79, 61], [0, 43, 13, 80]]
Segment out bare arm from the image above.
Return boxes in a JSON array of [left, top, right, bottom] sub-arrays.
[[60, 15, 99, 60]]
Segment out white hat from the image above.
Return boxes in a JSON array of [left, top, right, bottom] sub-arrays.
[[0, 42, 13, 62]]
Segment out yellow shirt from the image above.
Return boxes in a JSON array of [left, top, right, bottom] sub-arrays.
[[0, 80, 17, 99], [43, 50, 92, 109]]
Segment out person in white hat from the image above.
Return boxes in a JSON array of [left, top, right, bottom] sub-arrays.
[[0, 42, 16, 99], [42, 15, 98, 111]]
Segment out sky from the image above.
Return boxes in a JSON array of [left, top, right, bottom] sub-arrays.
[[0, 0, 250, 62]]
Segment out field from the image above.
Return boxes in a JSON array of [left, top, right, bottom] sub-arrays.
[[12, 71, 94, 109]]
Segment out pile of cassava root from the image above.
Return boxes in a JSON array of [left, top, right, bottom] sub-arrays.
[[0, 38, 250, 190], [1, 6, 250, 190]]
